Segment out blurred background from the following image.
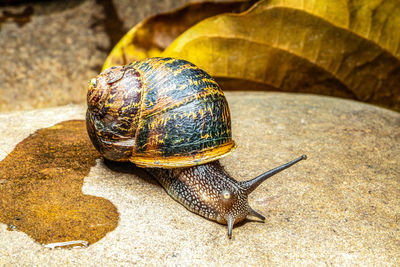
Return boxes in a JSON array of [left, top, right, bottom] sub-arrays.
[[0, 0, 228, 112], [1, 0, 399, 112]]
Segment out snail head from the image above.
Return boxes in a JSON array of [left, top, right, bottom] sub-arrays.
[[195, 155, 307, 238]]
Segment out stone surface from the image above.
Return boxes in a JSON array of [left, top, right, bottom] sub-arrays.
[[0, 0, 218, 112], [0, 92, 399, 265]]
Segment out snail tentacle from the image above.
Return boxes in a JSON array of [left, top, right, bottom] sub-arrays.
[[241, 155, 307, 194]]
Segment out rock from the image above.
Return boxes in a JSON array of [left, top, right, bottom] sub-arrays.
[[0, 92, 399, 265]]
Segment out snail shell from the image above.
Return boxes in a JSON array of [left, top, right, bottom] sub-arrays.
[[86, 57, 236, 168]]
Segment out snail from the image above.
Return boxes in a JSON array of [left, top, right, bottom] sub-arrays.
[[86, 57, 306, 238]]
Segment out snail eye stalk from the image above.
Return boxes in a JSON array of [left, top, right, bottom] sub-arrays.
[[241, 155, 307, 193]]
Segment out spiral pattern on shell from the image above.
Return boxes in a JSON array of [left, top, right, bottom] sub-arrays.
[[86, 57, 236, 168]]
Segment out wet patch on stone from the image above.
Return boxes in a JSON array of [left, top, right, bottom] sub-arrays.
[[0, 120, 119, 247]]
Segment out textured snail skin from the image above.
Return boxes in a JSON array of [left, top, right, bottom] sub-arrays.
[[147, 161, 250, 225], [86, 57, 306, 238], [147, 155, 307, 238]]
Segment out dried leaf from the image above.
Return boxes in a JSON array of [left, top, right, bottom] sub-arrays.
[[163, 0, 400, 110], [102, 1, 253, 70]]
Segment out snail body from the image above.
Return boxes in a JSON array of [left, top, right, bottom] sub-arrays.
[[86, 57, 306, 238]]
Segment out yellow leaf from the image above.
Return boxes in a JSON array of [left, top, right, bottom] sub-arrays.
[[164, 0, 400, 110], [102, 1, 253, 70]]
